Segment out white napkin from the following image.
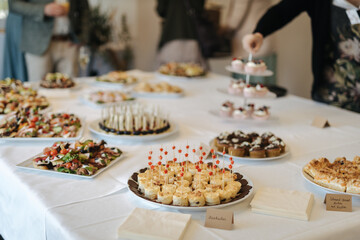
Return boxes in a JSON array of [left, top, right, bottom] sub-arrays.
[[117, 208, 191, 240], [250, 188, 314, 221]]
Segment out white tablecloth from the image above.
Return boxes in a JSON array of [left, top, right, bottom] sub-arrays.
[[1, 73, 360, 240]]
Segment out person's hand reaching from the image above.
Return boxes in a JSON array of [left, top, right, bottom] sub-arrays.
[[242, 33, 264, 54], [44, 2, 67, 17]]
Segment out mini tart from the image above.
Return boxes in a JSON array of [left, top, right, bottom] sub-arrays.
[[216, 139, 230, 152], [252, 106, 270, 120], [228, 144, 245, 157], [255, 84, 268, 97], [247, 132, 259, 141], [244, 60, 267, 74], [231, 57, 245, 71], [249, 144, 266, 158], [265, 144, 282, 157], [228, 79, 245, 95], [220, 101, 234, 117], [232, 107, 248, 119], [239, 141, 251, 156], [243, 84, 257, 98]]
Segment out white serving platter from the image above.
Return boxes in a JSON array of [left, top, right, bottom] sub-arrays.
[[0, 116, 85, 143], [80, 92, 135, 108], [302, 167, 360, 198], [225, 66, 273, 77], [155, 72, 207, 81], [127, 171, 253, 211], [16, 152, 123, 179], [209, 139, 290, 161], [89, 119, 179, 142]]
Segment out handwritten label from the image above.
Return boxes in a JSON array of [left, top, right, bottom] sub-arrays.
[[325, 194, 352, 212], [205, 208, 234, 230], [311, 116, 330, 128]]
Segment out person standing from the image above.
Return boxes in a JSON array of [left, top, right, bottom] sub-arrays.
[[155, 0, 208, 69], [2, 10, 28, 82], [10, 0, 89, 82], [242, 0, 360, 112]]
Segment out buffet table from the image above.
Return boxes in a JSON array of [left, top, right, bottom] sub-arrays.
[[1, 72, 360, 240]]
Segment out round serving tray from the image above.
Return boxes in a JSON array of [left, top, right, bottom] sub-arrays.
[[127, 166, 253, 211]]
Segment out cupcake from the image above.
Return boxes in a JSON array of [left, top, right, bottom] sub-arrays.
[[244, 60, 267, 74], [232, 107, 248, 119], [231, 57, 245, 71], [228, 144, 245, 157], [220, 101, 234, 117], [243, 84, 256, 98], [265, 144, 282, 157], [228, 79, 245, 95], [246, 103, 255, 116], [255, 84, 268, 97], [252, 106, 270, 120], [249, 144, 266, 158]]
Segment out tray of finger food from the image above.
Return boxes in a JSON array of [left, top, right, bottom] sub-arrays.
[[16, 139, 123, 178], [157, 62, 206, 80], [89, 103, 178, 142], [302, 156, 360, 196], [0, 107, 83, 141], [226, 57, 273, 76], [132, 81, 184, 98], [94, 71, 138, 87], [81, 90, 134, 108], [127, 144, 253, 210], [210, 130, 289, 161], [40, 73, 76, 89], [0, 78, 50, 115]]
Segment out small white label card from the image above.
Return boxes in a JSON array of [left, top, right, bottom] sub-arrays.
[[325, 194, 352, 212], [346, 9, 360, 25], [311, 116, 330, 128], [205, 208, 234, 230]]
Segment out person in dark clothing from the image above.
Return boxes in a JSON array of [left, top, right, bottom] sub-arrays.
[[155, 0, 207, 69], [242, 0, 360, 113]]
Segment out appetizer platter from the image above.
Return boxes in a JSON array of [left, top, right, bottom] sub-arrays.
[[157, 62, 206, 80], [210, 130, 289, 161], [0, 108, 83, 141], [226, 57, 273, 77], [218, 79, 276, 99], [217, 101, 271, 121], [127, 145, 253, 210], [0, 78, 50, 115], [81, 90, 134, 108], [17, 139, 123, 178], [94, 71, 138, 88], [89, 103, 178, 142], [132, 81, 184, 98], [302, 156, 360, 196], [40, 73, 76, 89]]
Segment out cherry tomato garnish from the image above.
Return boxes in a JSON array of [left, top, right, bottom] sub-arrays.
[[60, 149, 68, 155], [50, 149, 58, 156], [65, 162, 72, 169]]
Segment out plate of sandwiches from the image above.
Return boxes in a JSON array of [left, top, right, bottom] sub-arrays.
[[210, 130, 289, 161], [16, 139, 123, 178], [0, 108, 84, 142], [81, 90, 135, 108], [128, 163, 253, 211], [94, 71, 138, 88], [157, 62, 206, 81], [302, 156, 360, 196]]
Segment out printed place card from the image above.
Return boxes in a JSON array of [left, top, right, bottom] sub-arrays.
[[205, 208, 234, 230], [311, 116, 330, 128], [325, 194, 352, 212]]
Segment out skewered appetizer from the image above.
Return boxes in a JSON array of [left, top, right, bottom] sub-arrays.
[[0, 78, 49, 114], [0, 108, 81, 138], [128, 145, 252, 207], [88, 91, 132, 104], [40, 73, 75, 88], [96, 71, 137, 85], [99, 103, 170, 135], [213, 130, 286, 158], [158, 62, 205, 77], [32, 140, 122, 176], [134, 81, 183, 94]]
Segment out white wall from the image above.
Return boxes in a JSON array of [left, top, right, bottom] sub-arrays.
[[90, 0, 313, 98]]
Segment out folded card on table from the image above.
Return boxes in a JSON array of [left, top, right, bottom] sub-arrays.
[[117, 208, 191, 240]]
